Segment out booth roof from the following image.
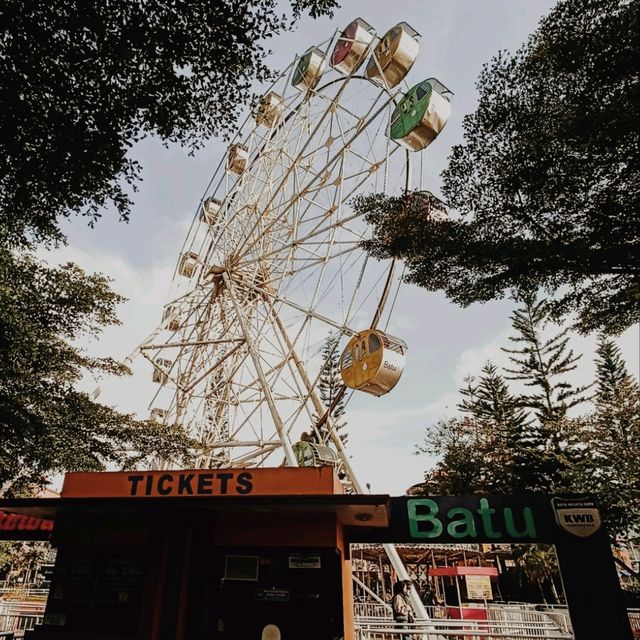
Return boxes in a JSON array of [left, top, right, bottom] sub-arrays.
[[0, 493, 391, 529]]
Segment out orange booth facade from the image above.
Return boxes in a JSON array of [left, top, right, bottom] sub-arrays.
[[0, 467, 389, 640]]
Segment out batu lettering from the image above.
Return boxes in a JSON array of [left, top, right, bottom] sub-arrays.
[[407, 498, 537, 541]]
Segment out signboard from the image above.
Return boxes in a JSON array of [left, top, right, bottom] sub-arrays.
[[347, 494, 633, 640], [0, 510, 53, 540], [224, 555, 259, 581], [552, 497, 601, 538], [465, 575, 493, 600], [61, 467, 341, 498], [289, 555, 321, 569], [44, 548, 146, 634], [255, 588, 290, 603]]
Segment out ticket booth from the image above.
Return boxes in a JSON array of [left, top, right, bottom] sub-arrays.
[[0, 467, 389, 640]]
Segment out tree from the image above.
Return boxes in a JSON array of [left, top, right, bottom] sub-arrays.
[[0, 0, 337, 245], [358, 0, 639, 335], [501, 296, 591, 492], [0, 0, 338, 492], [513, 544, 561, 604], [416, 363, 529, 494], [416, 296, 591, 495], [566, 337, 640, 538], [416, 299, 638, 538], [314, 333, 348, 446], [0, 248, 197, 496]]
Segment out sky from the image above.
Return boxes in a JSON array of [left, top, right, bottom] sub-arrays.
[[49, 0, 639, 496]]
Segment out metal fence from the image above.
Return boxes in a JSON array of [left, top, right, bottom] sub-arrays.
[[355, 616, 574, 639], [0, 599, 45, 634], [628, 609, 640, 639]]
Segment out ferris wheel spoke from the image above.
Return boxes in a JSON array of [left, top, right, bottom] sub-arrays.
[[235, 91, 396, 262]]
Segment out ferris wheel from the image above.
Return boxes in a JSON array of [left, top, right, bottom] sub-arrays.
[[137, 18, 452, 481]]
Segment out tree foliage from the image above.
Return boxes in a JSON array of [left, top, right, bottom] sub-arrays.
[[359, 0, 639, 334], [567, 337, 640, 536], [315, 333, 348, 446], [0, 0, 337, 244], [0, 248, 197, 496]]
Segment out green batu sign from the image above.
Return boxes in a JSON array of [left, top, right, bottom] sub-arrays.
[[408, 497, 537, 540]]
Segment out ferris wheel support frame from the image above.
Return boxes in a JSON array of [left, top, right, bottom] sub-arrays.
[[223, 271, 298, 467]]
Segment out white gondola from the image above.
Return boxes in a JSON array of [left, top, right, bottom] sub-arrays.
[[292, 47, 326, 92], [200, 197, 222, 226], [150, 408, 167, 423], [293, 441, 339, 467], [255, 91, 285, 128], [228, 144, 249, 175], [366, 22, 420, 89], [178, 251, 198, 278], [330, 18, 375, 75], [340, 329, 407, 396], [162, 305, 179, 331], [152, 358, 173, 384]]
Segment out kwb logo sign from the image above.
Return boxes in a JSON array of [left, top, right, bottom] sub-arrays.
[[552, 497, 601, 538]]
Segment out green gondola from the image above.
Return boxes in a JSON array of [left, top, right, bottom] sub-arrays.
[[292, 47, 326, 92], [389, 78, 452, 151]]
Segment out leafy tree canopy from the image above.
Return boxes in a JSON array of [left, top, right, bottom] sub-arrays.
[[359, 0, 639, 335], [0, 247, 198, 496], [0, 0, 337, 244]]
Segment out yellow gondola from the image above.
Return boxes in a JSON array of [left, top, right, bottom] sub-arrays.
[[162, 305, 179, 331], [255, 91, 285, 128], [366, 22, 420, 89], [150, 408, 167, 423], [340, 329, 407, 396], [152, 358, 172, 384]]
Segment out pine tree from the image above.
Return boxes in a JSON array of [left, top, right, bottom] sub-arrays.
[[315, 333, 348, 446], [594, 336, 639, 444], [501, 296, 591, 491], [458, 362, 532, 492], [503, 296, 591, 421], [567, 337, 640, 537]]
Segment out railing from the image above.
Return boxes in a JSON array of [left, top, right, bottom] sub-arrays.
[[354, 601, 393, 619], [629, 609, 640, 639], [0, 600, 45, 634], [0, 589, 48, 601], [355, 616, 574, 639], [487, 604, 573, 636]]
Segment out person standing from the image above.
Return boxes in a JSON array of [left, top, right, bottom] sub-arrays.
[[392, 580, 415, 639]]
